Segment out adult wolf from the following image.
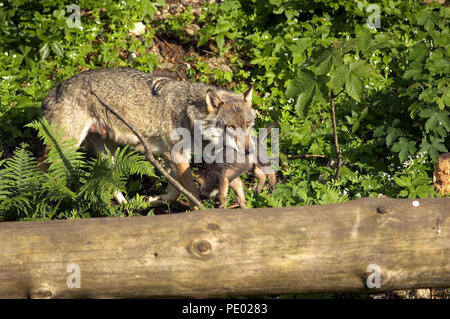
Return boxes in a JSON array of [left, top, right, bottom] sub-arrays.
[[41, 67, 255, 209]]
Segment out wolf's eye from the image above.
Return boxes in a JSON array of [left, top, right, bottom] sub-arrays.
[[227, 125, 236, 130]]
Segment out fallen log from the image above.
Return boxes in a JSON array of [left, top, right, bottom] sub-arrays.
[[0, 197, 449, 298]]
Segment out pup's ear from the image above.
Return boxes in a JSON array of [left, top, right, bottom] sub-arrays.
[[244, 86, 253, 107], [206, 89, 223, 114]]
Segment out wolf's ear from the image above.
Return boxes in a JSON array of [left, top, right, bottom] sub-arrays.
[[244, 86, 253, 107], [206, 89, 223, 114]]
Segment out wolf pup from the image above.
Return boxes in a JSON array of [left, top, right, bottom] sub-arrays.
[[195, 136, 277, 209], [41, 67, 256, 209]]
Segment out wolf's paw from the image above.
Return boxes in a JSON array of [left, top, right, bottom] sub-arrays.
[[113, 191, 128, 204], [145, 195, 165, 207]]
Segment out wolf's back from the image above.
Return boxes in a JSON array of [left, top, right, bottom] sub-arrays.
[[42, 68, 216, 140]]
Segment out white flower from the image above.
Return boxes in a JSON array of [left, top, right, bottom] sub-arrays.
[[293, 37, 299, 41], [264, 92, 271, 98], [129, 22, 146, 36], [4, 52, 8, 56]]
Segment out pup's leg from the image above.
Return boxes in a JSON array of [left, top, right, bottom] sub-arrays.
[[217, 177, 229, 209], [229, 177, 247, 209], [267, 172, 277, 192], [253, 165, 267, 194]]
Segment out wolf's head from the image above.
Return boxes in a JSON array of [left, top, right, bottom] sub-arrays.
[[201, 87, 256, 157]]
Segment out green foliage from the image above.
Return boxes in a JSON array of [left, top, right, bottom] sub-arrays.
[[0, 120, 157, 221], [192, 0, 448, 206], [0, 0, 163, 145]]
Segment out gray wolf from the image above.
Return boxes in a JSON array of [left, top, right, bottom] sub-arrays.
[[41, 67, 256, 209], [195, 135, 277, 209]]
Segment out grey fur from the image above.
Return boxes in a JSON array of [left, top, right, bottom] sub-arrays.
[[41, 67, 256, 208], [195, 136, 277, 209]]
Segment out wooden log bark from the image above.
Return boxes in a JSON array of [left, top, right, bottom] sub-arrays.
[[434, 152, 450, 195], [0, 197, 449, 298]]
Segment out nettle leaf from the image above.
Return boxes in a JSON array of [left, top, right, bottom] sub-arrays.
[[330, 64, 348, 89], [373, 125, 387, 137], [313, 47, 343, 75], [391, 137, 416, 163], [295, 84, 316, 118], [345, 61, 378, 101], [316, 75, 330, 102], [50, 41, 64, 57], [409, 43, 428, 62], [345, 69, 363, 102], [285, 70, 318, 118], [197, 25, 214, 47], [350, 60, 378, 79], [386, 127, 403, 147], [419, 109, 450, 133], [285, 69, 316, 98], [403, 69, 422, 80], [289, 38, 309, 64], [39, 42, 50, 60], [394, 176, 410, 188], [360, 107, 369, 121], [420, 136, 448, 162]]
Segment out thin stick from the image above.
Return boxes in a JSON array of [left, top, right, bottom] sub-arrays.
[[89, 88, 205, 210], [288, 154, 327, 160], [331, 90, 343, 180]]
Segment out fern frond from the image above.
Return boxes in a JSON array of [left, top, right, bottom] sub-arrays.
[[27, 118, 86, 185], [111, 146, 156, 178], [78, 154, 125, 212], [0, 143, 41, 206]]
